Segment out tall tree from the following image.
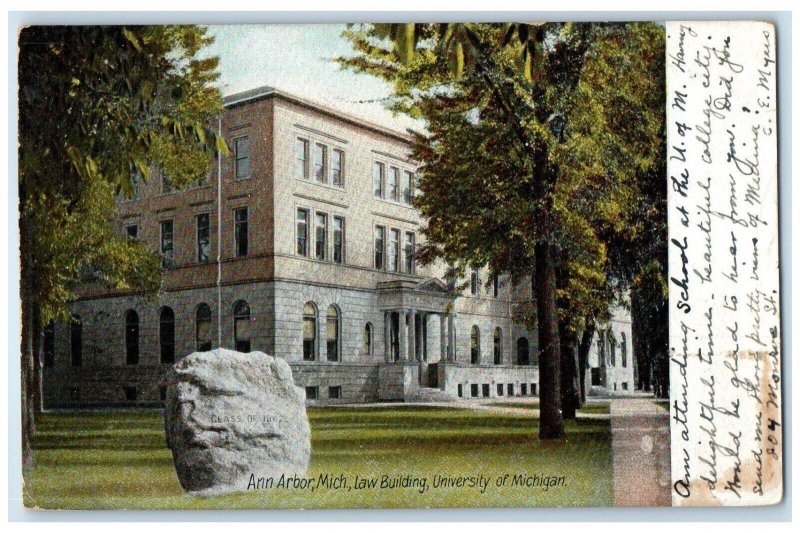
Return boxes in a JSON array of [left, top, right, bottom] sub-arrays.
[[18, 25, 225, 467], [340, 22, 665, 437]]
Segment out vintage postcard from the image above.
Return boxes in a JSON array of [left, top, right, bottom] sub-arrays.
[[15, 19, 783, 511]]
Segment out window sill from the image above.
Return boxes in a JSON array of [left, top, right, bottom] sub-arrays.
[[296, 176, 346, 192], [373, 196, 415, 209]]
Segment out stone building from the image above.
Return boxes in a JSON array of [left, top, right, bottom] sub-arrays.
[[42, 86, 549, 407], [585, 304, 636, 395]]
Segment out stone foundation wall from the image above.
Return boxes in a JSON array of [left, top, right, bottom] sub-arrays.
[[43, 365, 171, 407], [290, 362, 380, 404], [439, 363, 540, 399]]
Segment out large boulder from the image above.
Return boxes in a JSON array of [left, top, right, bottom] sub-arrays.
[[162, 349, 311, 496]]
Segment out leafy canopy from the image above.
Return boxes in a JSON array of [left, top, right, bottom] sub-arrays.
[[339, 22, 665, 333], [18, 25, 226, 322]]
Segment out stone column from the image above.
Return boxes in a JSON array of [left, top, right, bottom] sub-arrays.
[[439, 314, 447, 363], [398, 310, 408, 361], [408, 309, 417, 362], [419, 313, 426, 362], [384, 311, 392, 362], [447, 313, 456, 362]]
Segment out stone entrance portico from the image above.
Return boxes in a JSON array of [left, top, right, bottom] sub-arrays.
[[376, 278, 539, 401], [377, 278, 452, 399]]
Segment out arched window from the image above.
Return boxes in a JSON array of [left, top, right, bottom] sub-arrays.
[[493, 327, 502, 365], [470, 325, 480, 365], [517, 337, 529, 366], [43, 320, 55, 368], [597, 330, 606, 367], [70, 314, 82, 367], [326, 305, 340, 362], [125, 309, 139, 365], [303, 302, 317, 361], [160, 307, 175, 364], [608, 327, 616, 367], [363, 323, 373, 356], [621, 332, 627, 368], [196, 303, 212, 351], [233, 300, 251, 352]]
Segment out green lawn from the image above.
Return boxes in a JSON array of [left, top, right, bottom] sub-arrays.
[[23, 406, 612, 509]]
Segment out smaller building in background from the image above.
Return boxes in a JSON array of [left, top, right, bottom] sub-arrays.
[[585, 304, 635, 395]]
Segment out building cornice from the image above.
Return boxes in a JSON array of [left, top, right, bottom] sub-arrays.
[[223, 85, 416, 145]]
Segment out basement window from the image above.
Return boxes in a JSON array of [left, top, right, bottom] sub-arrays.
[[124, 386, 137, 402]]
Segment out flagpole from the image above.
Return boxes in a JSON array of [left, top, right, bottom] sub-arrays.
[[216, 115, 223, 351]]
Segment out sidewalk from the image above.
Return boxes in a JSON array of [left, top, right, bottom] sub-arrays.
[[610, 398, 672, 506]]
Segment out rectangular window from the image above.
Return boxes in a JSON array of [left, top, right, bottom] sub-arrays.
[[374, 225, 385, 270], [313, 143, 327, 183], [389, 166, 399, 201], [403, 232, 415, 274], [124, 386, 138, 402], [470, 384, 479, 398], [333, 216, 344, 264], [331, 149, 344, 187], [402, 171, 414, 204], [160, 219, 174, 268], [328, 386, 342, 399], [43, 321, 55, 368], [234, 136, 251, 179], [305, 386, 319, 400], [521, 383, 528, 396], [296, 208, 309, 256], [470, 270, 479, 295], [373, 161, 384, 198], [234, 207, 248, 257], [160, 170, 173, 194], [507, 384, 514, 396], [196, 214, 210, 263], [482, 384, 490, 398], [497, 383, 504, 396], [128, 171, 143, 200], [295, 138, 309, 180], [493, 274, 499, 298], [315, 212, 327, 260], [125, 224, 138, 241], [388, 229, 400, 272]]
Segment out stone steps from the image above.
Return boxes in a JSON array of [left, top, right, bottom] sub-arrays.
[[405, 387, 458, 403]]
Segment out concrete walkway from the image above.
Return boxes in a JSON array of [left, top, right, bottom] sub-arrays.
[[610, 398, 672, 507]]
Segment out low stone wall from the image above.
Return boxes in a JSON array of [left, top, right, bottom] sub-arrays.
[[439, 362, 539, 399]]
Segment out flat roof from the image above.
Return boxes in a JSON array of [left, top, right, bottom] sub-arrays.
[[222, 85, 415, 144]]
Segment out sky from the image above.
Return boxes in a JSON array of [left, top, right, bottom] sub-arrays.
[[204, 24, 421, 133]]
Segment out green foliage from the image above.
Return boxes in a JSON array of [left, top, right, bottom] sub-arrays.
[[339, 23, 666, 335], [18, 26, 225, 322]]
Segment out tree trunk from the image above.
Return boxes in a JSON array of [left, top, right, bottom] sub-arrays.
[[20, 208, 37, 471], [20, 264, 36, 470], [559, 325, 578, 420], [534, 242, 564, 439], [577, 319, 595, 404], [32, 303, 43, 413]]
